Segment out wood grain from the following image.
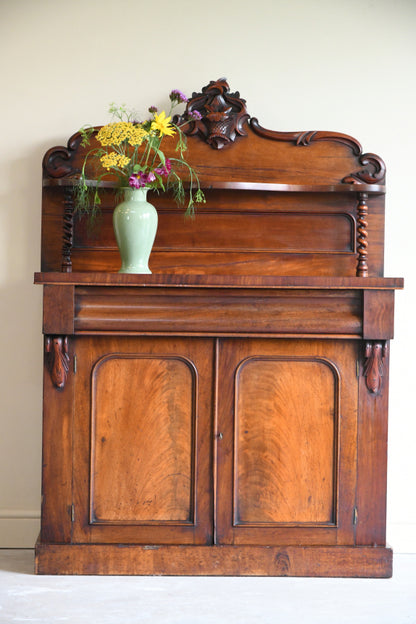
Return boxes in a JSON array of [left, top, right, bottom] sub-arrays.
[[34, 272, 404, 290], [73, 288, 362, 336], [90, 354, 196, 524], [35, 542, 393, 577], [71, 336, 214, 546], [234, 357, 338, 525], [40, 187, 387, 277], [363, 290, 395, 339], [356, 343, 390, 546], [40, 339, 74, 543], [216, 339, 358, 547], [43, 285, 74, 334]]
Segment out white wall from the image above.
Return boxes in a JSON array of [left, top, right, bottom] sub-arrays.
[[0, 0, 415, 551]]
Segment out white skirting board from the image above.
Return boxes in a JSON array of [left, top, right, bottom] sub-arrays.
[[0, 511, 40, 548]]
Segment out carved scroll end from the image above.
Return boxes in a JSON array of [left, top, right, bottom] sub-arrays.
[[45, 336, 70, 389], [176, 78, 249, 150], [42, 132, 83, 179], [342, 152, 386, 185], [363, 341, 387, 394]]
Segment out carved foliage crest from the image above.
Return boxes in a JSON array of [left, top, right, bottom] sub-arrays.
[[177, 78, 250, 150]]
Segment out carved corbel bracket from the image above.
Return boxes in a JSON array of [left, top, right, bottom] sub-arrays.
[[363, 341, 387, 394], [45, 336, 70, 389], [176, 78, 250, 150]]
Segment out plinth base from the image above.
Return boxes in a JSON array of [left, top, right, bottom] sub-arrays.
[[35, 541, 392, 578]]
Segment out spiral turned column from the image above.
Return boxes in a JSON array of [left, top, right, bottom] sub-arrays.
[[356, 192, 369, 277], [62, 188, 74, 272]]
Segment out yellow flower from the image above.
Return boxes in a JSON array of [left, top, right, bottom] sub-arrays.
[[100, 152, 131, 170], [97, 122, 148, 148], [151, 111, 176, 137], [97, 122, 130, 146], [117, 154, 131, 168], [128, 126, 148, 146]]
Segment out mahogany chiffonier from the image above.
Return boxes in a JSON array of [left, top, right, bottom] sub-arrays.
[[34, 79, 403, 576]]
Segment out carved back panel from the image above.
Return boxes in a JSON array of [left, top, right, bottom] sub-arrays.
[[41, 78, 386, 277]]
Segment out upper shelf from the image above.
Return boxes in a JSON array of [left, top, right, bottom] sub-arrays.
[[34, 272, 404, 290], [43, 178, 386, 194]]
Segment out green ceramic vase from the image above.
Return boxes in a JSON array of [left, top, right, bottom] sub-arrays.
[[113, 187, 158, 274]]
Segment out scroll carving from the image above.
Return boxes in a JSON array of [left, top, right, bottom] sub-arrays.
[[342, 153, 386, 185], [363, 341, 387, 394], [356, 192, 369, 277], [250, 118, 363, 155], [45, 336, 69, 389], [42, 132, 82, 178], [250, 119, 385, 186], [177, 78, 249, 150]]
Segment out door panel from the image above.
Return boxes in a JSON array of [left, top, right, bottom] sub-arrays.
[[90, 354, 195, 524], [73, 336, 214, 545], [216, 339, 358, 546], [235, 357, 338, 526]]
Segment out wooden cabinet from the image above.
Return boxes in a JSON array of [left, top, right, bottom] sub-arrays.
[[35, 79, 403, 576]]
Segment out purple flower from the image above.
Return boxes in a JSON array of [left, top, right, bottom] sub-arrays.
[[188, 109, 202, 121], [169, 89, 188, 104], [129, 171, 158, 189], [155, 158, 172, 178], [129, 174, 145, 188], [148, 105, 158, 113]]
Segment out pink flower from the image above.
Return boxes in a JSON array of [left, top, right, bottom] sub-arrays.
[[129, 174, 145, 188], [130, 165, 170, 188], [129, 171, 154, 188], [155, 158, 172, 177]]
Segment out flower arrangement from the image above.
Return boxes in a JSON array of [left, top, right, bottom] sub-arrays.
[[75, 89, 205, 219]]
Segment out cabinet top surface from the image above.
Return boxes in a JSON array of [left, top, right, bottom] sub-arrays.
[[33, 272, 404, 290]]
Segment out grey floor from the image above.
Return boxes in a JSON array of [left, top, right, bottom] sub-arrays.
[[0, 550, 415, 624]]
